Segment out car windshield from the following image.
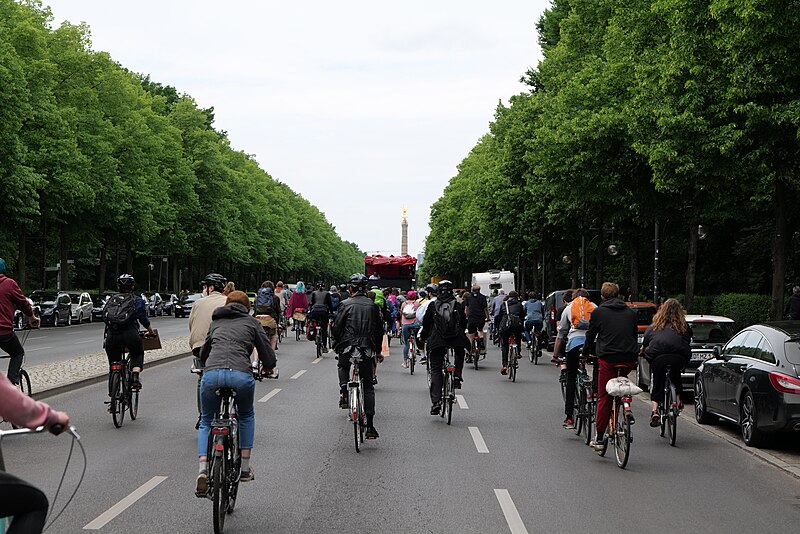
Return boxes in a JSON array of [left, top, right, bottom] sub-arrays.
[[31, 292, 58, 305], [90, 295, 106, 306], [179, 293, 202, 304], [70, 294, 82, 304], [690, 322, 735, 344]]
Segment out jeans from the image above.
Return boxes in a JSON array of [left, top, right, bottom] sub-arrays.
[[523, 320, 542, 344], [401, 323, 420, 360], [105, 326, 145, 370], [198, 369, 256, 456], [0, 331, 24, 384], [596, 359, 637, 436]]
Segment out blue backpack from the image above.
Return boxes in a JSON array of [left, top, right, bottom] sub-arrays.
[[255, 288, 273, 309]]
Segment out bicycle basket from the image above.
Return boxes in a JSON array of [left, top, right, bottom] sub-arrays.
[[605, 377, 642, 397]]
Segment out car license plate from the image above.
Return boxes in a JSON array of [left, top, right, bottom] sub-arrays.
[[691, 352, 713, 362], [637, 334, 644, 344]]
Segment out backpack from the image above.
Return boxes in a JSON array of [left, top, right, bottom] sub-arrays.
[[570, 296, 594, 329], [402, 302, 417, 319], [433, 299, 460, 338], [499, 301, 523, 333], [330, 292, 341, 311], [103, 292, 137, 328], [255, 288, 273, 309]]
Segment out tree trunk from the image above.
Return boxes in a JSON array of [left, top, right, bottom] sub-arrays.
[[571, 241, 579, 288], [532, 253, 540, 292], [595, 229, 604, 289], [99, 245, 107, 293], [59, 225, 69, 291], [685, 221, 698, 313], [18, 231, 26, 290], [547, 249, 556, 294], [125, 240, 134, 274], [770, 179, 788, 320], [629, 232, 639, 301]]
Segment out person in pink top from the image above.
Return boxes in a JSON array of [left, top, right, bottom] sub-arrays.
[[399, 291, 421, 368], [287, 281, 309, 332], [0, 371, 70, 533], [0, 259, 40, 385]]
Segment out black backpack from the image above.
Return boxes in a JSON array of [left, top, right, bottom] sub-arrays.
[[433, 299, 460, 338], [499, 301, 523, 333], [103, 292, 137, 329]]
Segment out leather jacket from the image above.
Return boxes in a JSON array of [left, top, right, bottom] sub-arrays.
[[331, 294, 383, 353]]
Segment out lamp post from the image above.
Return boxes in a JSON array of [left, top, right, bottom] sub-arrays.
[[580, 229, 619, 287], [654, 221, 660, 304]]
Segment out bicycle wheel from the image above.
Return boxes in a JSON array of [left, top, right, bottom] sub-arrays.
[[227, 425, 241, 514], [409, 345, 415, 375], [212, 455, 228, 533], [350, 388, 360, 453], [667, 383, 678, 447], [559, 370, 567, 401], [584, 394, 594, 446], [17, 369, 31, 397], [613, 400, 631, 469], [110, 372, 125, 428], [316, 338, 322, 359], [358, 385, 366, 444], [129, 383, 139, 420], [574, 385, 586, 436], [659, 381, 667, 438], [473, 344, 480, 370], [510, 354, 516, 383]]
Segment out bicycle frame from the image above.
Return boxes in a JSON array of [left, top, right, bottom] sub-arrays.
[[348, 352, 367, 451]]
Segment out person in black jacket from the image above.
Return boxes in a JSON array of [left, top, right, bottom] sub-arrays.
[[495, 291, 526, 375], [641, 298, 692, 427], [309, 282, 333, 352], [584, 282, 638, 451], [331, 273, 384, 439], [785, 286, 800, 320], [421, 280, 468, 415]]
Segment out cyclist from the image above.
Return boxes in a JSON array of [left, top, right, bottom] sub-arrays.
[[421, 280, 468, 414], [523, 291, 544, 350], [196, 291, 276, 494], [550, 290, 574, 363], [329, 285, 342, 316], [288, 281, 309, 331], [552, 288, 595, 429], [0, 258, 40, 385], [495, 291, 525, 375], [490, 289, 506, 339], [254, 281, 281, 349], [399, 290, 421, 368], [331, 273, 384, 439], [641, 298, 691, 427], [188, 273, 228, 358], [584, 282, 638, 451], [0, 372, 69, 534], [463, 284, 489, 357], [338, 283, 349, 303], [103, 274, 154, 391], [415, 285, 436, 364], [309, 282, 333, 351]]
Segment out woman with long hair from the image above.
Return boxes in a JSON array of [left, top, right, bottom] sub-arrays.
[[288, 281, 309, 333], [641, 298, 692, 427]]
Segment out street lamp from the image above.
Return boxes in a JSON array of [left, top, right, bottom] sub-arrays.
[[698, 224, 708, 240]]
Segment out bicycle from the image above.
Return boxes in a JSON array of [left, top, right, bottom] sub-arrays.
[[307, 318, 325, 358], [598, 366, 636, 469], [191, 356, 203, 429], [507, 334, 520, 383], [346, 349, 369, 452], [439, 349, 456, 425], [106, 348, 138, 428], [655, 365, 680, 447], [468, 336, 484, 370], [3, 326, 33, 399], [405, 327, 419, 375], [573, 357, 595, 445], [293, 311, 306, 341], [527, 328, 542, 365]]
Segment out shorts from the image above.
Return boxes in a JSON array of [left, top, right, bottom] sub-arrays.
[[466, 318, 486, 334]]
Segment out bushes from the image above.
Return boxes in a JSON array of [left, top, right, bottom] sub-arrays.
[[674, 293, 770, 329]]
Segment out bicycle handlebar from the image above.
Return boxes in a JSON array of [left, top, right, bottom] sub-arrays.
[[0, 424, 80, 440]]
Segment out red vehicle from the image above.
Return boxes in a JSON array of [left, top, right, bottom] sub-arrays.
[[364, 255, 417, 290]]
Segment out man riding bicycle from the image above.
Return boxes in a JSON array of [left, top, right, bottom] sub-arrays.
[[188, 273, 228, 358], [463, 285, 489, 357], [103, 274, 154, 391], [399, 290, 421, 368], [523, 291, 544, 350], [0, 258, 40, 385], [309, 282, 333, 352], [331, 273, 384, 439]]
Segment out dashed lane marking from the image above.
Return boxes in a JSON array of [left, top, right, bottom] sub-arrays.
[[290, 370, 307, 379], [25, 346, 53, 352], [83, 476, 168, 530], [494, 489, 529, 534], [456, 395, 469, 409], [468, 426, 489, 453], [312, 358, 322, 364], [75, 339, 97, 345], [258, 388, 282, 403]]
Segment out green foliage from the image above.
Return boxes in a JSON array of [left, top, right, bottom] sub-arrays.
[[711, 293, 771, 330]]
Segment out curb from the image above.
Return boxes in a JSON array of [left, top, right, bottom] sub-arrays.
[[32, 351, 193, 401]]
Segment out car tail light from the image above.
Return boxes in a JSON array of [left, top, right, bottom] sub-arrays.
[[768, 372, 800, 394], [550, 305, 555, 321]]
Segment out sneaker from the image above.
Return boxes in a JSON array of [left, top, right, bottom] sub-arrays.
[[419, 357, 428, 365], [454, 377, 462, 389], [500, 366, 508, 375], [430, 402, 441, 415], [131, 373, 142, 391], [372, 377, 378, 385], [649, 411, 660, 427], [339, 395, 348, 409], [590, 435, 607, 452], [562, 418, 575, 429], [240, 469, 254, 482], [195, 471, 208, 497], [365, 427, 379, 440], [323, 347, 329, 353], [402, 360, 409, 369]]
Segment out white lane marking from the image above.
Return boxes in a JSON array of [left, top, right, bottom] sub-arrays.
[[75, 340, 96, 345], [25, 346, 53, 352], [258, 388, 282, 403], [494, 489, 529, 534], [290, 370, 307, 380], [27, 336, 44, 340], [83, 476, 168, 530], [456, 395, 469, 409], [312, 358, 322, 364], [468, 426, 489, 453]]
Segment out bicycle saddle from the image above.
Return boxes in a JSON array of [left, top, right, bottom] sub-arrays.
[[215, 387, 237, 397]]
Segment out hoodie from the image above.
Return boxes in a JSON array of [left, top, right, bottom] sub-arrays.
[[0, 274, 33, 335], [200, 303, 276, 373], [584, 298, 638, 363]]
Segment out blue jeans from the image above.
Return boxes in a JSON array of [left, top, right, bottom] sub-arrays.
[[523, 320, 543, 343], [402, 323, 420, 360], [197, 369, 256, 456]]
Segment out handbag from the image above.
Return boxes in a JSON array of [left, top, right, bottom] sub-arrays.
[[140, 329, 162, 351]]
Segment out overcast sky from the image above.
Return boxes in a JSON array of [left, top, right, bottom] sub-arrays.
[[48, 1, 550, 257]]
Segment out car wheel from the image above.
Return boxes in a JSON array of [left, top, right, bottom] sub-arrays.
[[66, 313, 72, 327], [740, 390, 764, 447], [88, 312, 93, 323], [693, 376, 716, 425]]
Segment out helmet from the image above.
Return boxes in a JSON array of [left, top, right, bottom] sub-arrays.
[[117, 273, 135, 290], [316, 281, 326, 290], [348, 273, 369, 291], [330, 285, 338, 292], [438, 280, 453, 295], [338, 284, 348, 291], [202, 273, 227, 292], [425, 283, 438, 296], [407, 290, 416, 300]]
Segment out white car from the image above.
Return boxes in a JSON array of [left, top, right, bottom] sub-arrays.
[[69, 292, 94, 323]]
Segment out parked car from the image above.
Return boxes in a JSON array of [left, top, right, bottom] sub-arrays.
[[161, 293, 178, 316], [174, 292, 203, 318], [146, 292, 164, 317], [638, 314, 735, 392], [13, 298, 36, 330], [69, 292, 93, 324], [31, 291, 72, 326], [543, 289, 602, 350], [90, 293, 110, 322], [694, 321, 800, 447]]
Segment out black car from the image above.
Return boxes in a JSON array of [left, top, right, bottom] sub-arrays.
[[31, 291, 72, 327], [694, 321, 800, 447], [90, 294, 110, 322], [174, 293, 203, 318], [161, 293, 177, 316], [543, 289, 602, 350]]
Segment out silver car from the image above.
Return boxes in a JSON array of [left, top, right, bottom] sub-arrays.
[[69, 292, 94, 323]]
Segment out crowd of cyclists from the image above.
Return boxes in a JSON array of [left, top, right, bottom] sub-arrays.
[[0, 252, 703, 531]]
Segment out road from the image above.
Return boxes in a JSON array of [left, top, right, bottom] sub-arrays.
[[3, 335, 800, 533], [15, 316, 190, 366]]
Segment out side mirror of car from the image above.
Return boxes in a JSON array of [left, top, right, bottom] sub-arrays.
[[713, 346, 722, 357]]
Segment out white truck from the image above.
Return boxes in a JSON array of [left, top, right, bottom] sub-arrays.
[[471, 270, 515, 297]]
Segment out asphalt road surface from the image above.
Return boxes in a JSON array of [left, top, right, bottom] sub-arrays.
[[3, 335, 800, 533], [12, 316, 191, 367]]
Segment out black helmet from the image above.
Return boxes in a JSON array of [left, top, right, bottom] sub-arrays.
[[438, 280, 453, 295], [117, 274, 135, 290], [425, 283, 438, 296], [202, 273, 227, 292], [348, 273, 369, 291], [338, 283, 348, 291], [316, 281, 326, 290]]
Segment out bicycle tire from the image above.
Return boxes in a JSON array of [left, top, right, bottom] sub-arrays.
[[575, 385, 585, 436], [359, 384, 366, 444], [129, 386, 139, 420], [474, 345, 480, 370], [667, 382, 678, 447], [659, 379, 667, 438], [296, 323, 301, 341], [212, 455, 227, 533], [410, 349, 415, 375], [614, 401, 631, 469], [17, 369, 31, 397], [111, 372, 125, 428], [316, 338, 322, 359], [584, 394, 594, 446], [439, 374, 447, 420]]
